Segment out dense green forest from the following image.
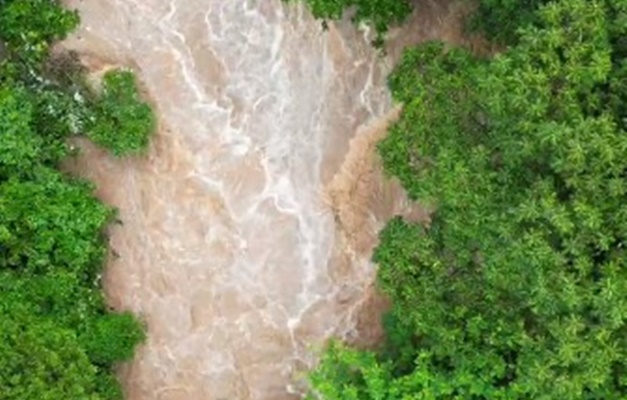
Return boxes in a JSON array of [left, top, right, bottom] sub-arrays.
[[306, 0, 627, 398], [0, 0, 152, 398]]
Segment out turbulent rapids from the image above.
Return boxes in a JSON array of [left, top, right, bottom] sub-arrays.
[[61, 0, 463, 398]]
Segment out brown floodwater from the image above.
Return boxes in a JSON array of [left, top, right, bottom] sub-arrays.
[[61, 0, 468, 398]]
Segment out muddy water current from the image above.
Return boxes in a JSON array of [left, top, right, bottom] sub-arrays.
[[61, 0, 464, 398]]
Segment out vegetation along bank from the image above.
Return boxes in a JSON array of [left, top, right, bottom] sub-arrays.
[[301, 0, 627, 398], [0, 0, 153, 398]]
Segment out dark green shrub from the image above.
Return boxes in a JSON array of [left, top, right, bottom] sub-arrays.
[[286, 0, 412, 45], [467, 0, 549, 44], [82, 312, 146, 366]]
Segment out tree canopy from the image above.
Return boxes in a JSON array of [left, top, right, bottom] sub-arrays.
[[0, 0, 152, 398], [309, 0, 627, 398]]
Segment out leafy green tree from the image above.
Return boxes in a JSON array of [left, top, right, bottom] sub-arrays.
[[310, 0, 627, 398], [0, 0, 78, 64], [88, 70, 156, 156]]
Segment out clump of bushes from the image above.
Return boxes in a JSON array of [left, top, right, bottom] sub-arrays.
[[88, 70, 155, 156]]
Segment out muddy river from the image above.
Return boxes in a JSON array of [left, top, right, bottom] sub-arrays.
[[62, 0, 463, 398]]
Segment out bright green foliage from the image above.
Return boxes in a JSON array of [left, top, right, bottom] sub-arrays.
[[287, 0, 411, 44], [310, 0, 627, 398], [0, 298, 102, 400], [0, 0, 78, 64], [0, 168, 112, 275], [88, 70, 155, 156], [0, 268, 143, 399], [0, 268, 107, 330], [0, 86, 42, 177], [308, 342, 395, 400], [0, 0, 149, 398]]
